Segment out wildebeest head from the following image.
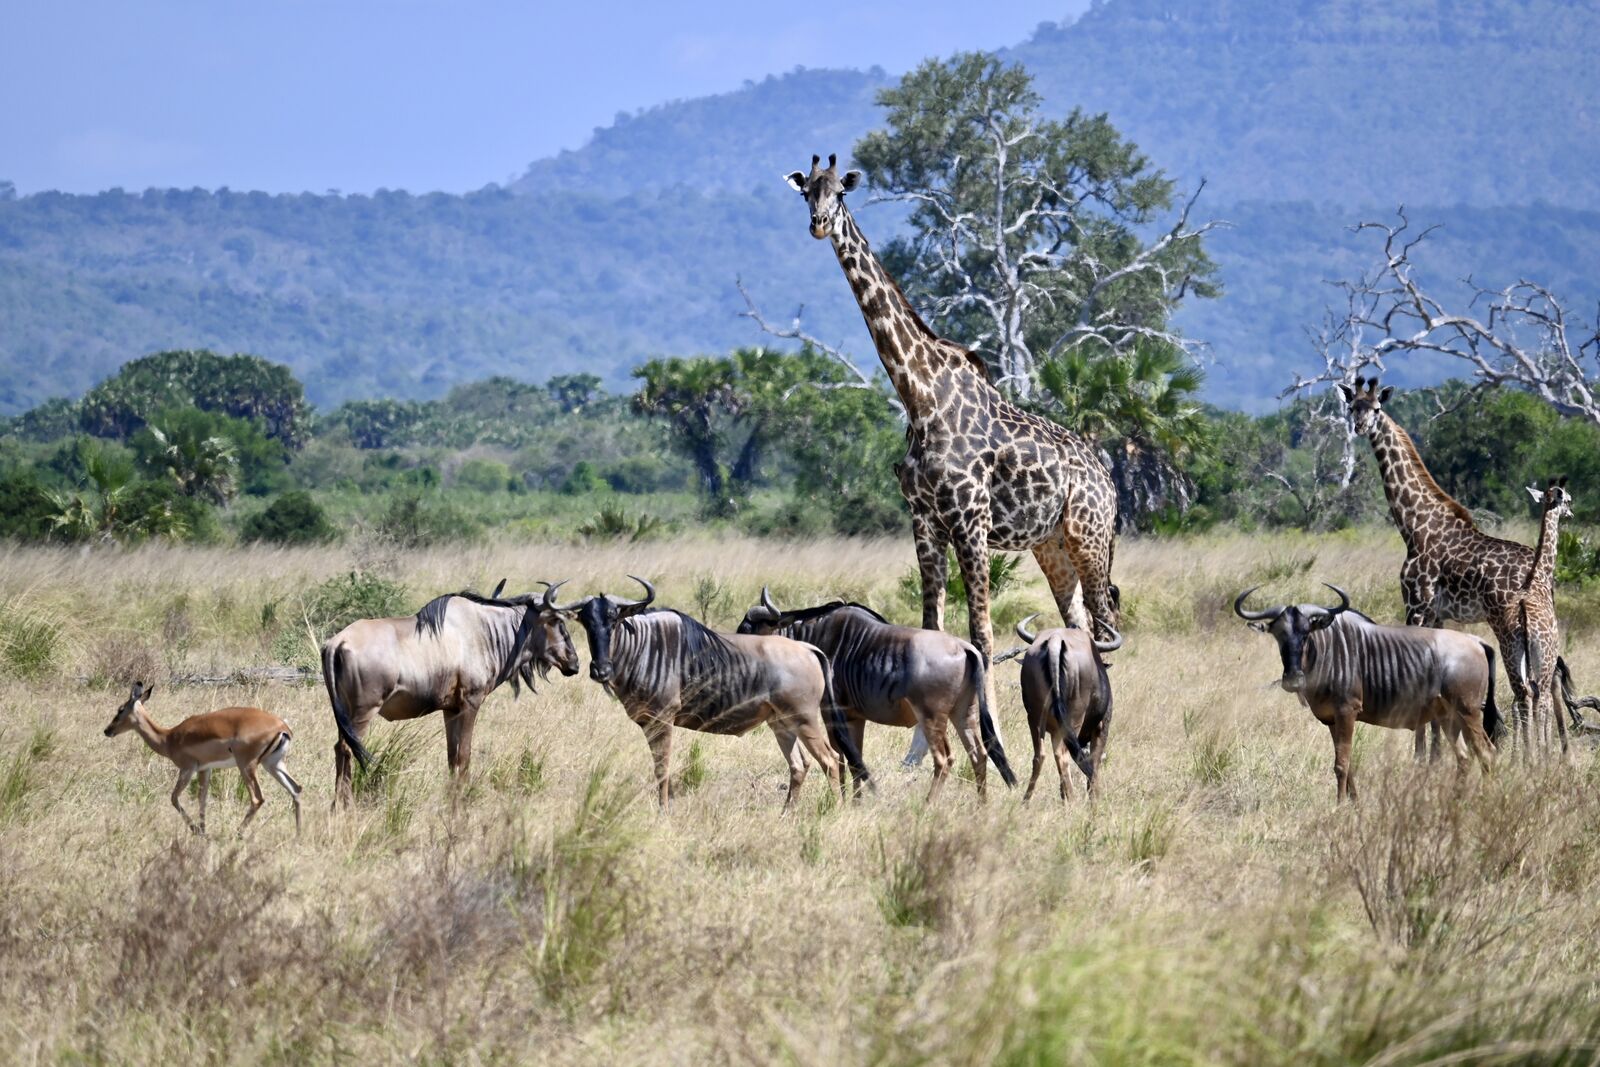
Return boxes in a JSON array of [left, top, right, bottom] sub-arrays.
[[105, 681, 153, 737], [784, 154, 861, 240], [1337, 375, 1394, 437], [735, 586, 786, 635], [1527, 476, 1573, 520], [1235, 583, 1350, 693], [511, 582, 582, 690], [547, 575, 656, 685]]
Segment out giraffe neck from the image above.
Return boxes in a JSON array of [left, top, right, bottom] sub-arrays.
[[1528, 504, 1562, 591], [829, 207, 955, 425], [1365, 412, 1474, 550]]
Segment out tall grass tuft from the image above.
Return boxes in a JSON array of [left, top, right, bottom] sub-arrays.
[[0, 725, 55, 824], [0, 606, 61, 679], [876, 823, 981, 932]]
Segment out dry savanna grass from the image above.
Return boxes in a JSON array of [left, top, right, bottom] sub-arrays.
[[4, 529, 1600, 1064]]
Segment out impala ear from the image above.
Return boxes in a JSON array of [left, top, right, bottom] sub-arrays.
[[840, 170, 862, 192], [142, 683, 155, 701], [784, 172, 807, 194]]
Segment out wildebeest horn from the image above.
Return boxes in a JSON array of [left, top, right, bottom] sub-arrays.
[[541, 580, 593, 614], [1093, 624, 1124, 654], [613, 575, 656, 612], [761, 586, 782, 617], [1233, 585, 1283, 622], [1015, 613, 1041, 644], [1319, 583, 1351, 617], [491, 578, 507, 599]]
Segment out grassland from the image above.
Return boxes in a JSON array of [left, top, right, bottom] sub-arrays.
[[3, 528, 1600, 1064]]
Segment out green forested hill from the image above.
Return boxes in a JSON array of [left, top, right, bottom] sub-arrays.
[[3, 0, 1596, 414]]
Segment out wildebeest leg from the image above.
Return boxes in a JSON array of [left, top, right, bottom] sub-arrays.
[[1462, 707, 1496, 773], [847, 717, 869, 798], [949, 694, 989, 800], [1081, 718, 1106, 799], [771, 727, 807, 810], [333, 704, 376, 810], [1412, 726, 1427, 763], [1023, 722, 1046, 803], [1329, 706, 1358, 803], [1053, 731, 1075, 803], [443, 700, 482, 781], [792, 714, 843, 802], [924, 718, 954, 803], [642, 720, 673, 811]]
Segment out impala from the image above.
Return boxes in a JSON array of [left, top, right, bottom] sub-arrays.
[[104, 681, 303, 834]]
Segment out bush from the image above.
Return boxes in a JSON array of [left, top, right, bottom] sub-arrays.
[[0, 607, 61, 679], [577, 504, 666, 542], [271, 570, 409, 666], [0, 469, 56, 541], [375, 492, 478, 548], [559, 460, 609, 496], [454, 458, 514, 494], [241, 491, 337, 545]]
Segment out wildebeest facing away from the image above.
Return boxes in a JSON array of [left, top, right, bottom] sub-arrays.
[[551, 576, 869, 810], [323, 581, 580, 805], [1235, 583, 1500, 801], [1013, 614, 1121, 802], [737, 587, 1016, 799]]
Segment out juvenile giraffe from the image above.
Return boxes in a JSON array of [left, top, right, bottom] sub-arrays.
[[784, 155, 1120, 675], [1341, 378, 1578, 751], [1520, 477, 1573, 752]]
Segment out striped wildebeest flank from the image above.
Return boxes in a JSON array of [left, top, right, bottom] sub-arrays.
[[549, 576, 870, 810], [1013, 614, 1121, 803], [1235, 583, 1501, 802], [323, 580, 580, 806], [737, 587, 1016, 800]]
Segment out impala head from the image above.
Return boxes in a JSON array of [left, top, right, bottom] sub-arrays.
[[104, 681, 153, 737], [1527, 476, 1573, 520], [1337, 376, 1393, 437], [784, 153, 862, 240], [1235, 584, 1350, 693], [546, 575, 656, 685]]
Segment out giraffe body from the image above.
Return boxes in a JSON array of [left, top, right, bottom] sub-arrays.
[[787, 155, 1119, 670], [1342, 379, 1567, 752]]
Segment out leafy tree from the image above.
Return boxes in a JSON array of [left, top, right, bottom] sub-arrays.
[[78, 350, 310, 447], [9, 398, 80, 442], [1037, 341, 1213, 527], [241, 491, 337, 545], [139, 420, 238, 505], [45, 439, 194, 544], [854, 52, 1218, 395], [0, 468, 56, 540], [328, 398, 428, 450], [632, 357, 739, 511], [547, 373, 605, 413], [375, 492, 478, 548]]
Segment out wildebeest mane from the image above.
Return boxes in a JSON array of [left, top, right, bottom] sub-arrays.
[[780, 601, 889, 625], [414, 588, 523, 638]]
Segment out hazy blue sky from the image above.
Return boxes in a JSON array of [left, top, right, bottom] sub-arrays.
[[1, 0, 1088, 195]]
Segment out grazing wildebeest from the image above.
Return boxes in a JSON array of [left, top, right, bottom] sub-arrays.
[[1013, 614, 1121, 802], [737, 588, 1016, 799], [1235, 583, 1500, 801], [550, 576, 869, 810], [323, 581, 580, 805]]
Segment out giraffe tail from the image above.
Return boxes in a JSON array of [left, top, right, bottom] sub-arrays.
[[1556, 657, 1600, 731], [967, 648, 1016, 788], [1480, 641, 1503, 745]]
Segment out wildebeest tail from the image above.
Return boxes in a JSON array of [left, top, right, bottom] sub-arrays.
[[1557, 656, 1600, 731], [322, 642, 370, 769], [812, 648, 870, 788], [965, 648, 1016, 787], [1049, 640, 1092, 776], [1481, 641, 1503, 745]]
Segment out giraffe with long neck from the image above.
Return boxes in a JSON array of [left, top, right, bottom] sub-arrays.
[[1342, 377, 1572, 752], [784, 155, 1120, 682]]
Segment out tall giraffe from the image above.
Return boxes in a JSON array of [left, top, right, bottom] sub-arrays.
[[784, 155, 1120, 671], [1340, 377, 1573, 750], [1520, 477, 1573, 752]]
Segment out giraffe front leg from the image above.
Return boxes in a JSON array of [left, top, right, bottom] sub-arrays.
[[911, 511, 949, 632], [1032, 534, 1087, 630]]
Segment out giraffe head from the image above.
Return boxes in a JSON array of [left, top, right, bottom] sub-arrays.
[[784, 153, 862, 240], [1527, 476, 1572, 519], [1337, 376, 1393, 437]]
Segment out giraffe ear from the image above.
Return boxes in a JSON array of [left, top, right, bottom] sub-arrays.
[[1528, 484, 1546, 503], [784, 172, 807, 194], [840, 170, 862, 193], [1337, 383, 1356, 405], [1377, 386, 1394, 405]]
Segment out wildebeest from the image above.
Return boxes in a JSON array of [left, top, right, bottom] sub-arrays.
[[1013, 614, 1121, 802], [323, 581, 580, 805], [737, 587, 1016, 799], [1235, 583, 1500, 801], [551, 576, 869, 810]]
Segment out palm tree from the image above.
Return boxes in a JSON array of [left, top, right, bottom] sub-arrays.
[[47, 441, 187, 544], [1037, 341, 1212, 528], [148, 422, 238, 505], [632, 357, 739, 509]]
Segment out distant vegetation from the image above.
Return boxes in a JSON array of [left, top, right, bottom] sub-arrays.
[[6, 350, 1600, 558]]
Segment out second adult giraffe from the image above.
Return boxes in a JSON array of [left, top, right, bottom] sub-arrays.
[[785, 154, 1120, 664]]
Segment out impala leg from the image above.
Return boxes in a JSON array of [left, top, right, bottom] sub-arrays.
[[195, 769, 211, 835], [170, 767, 199, 834], [264, 743, 303, 833], [235, 759, 266, 835]]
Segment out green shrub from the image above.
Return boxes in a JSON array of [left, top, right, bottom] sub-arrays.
[[240, 491, 337, 545], [577, 504, 665, 542], [271, 570, 409, 665], [559, 460, 609, 496], [898, 551, 1024, 612], [0, 608, 61, 679], [0, 469, 56, 541], [376, 492, 478, 548], [455, 458, 514, 493]]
